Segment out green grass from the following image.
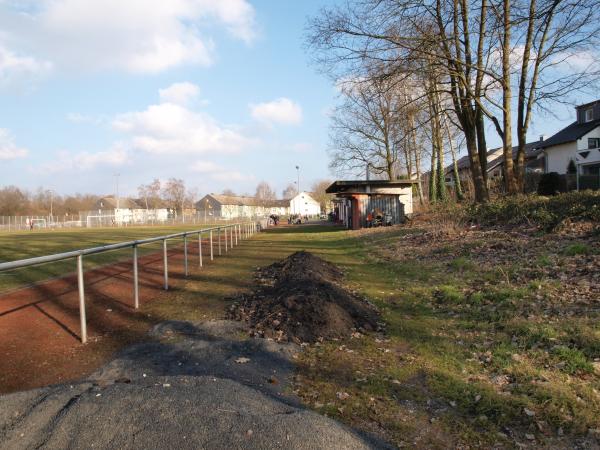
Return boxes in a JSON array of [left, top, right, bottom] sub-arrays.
[[0, 224, 225, 291], [275, 226, 600, 447], [562, 243, 591, 256]]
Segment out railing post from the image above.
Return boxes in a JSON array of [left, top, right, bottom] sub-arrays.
[[133, 244, 139, 309], [183, 234, 189, 277], [218, 228, 222, 255], [198, 232, 203, 267], [210, 230, 214, 260], [163, 239, 168, 290], [235, 224, 239, 245], [77, 254, 87, 344], [225, 227, 228, 252], [231, 225, 234, 247]]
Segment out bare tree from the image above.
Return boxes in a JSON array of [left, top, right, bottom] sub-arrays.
[[281, 184, 297, 199], [311, 180, 333, 212], [162, 178, 186, 215], [329, 75, 404, 180], [307, 0, 493, 202], [221, 188, 236, 196], [0, 186, 30, 215], [138, 179, 161, 209], [254, 181, 276, 206]]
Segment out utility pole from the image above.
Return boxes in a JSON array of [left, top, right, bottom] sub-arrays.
[[115, 173, 120, 209], [295, 165, 300, 195]]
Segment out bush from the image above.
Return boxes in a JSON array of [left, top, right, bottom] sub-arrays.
[[537, 172, 562, 196], [467, 191, 600, 230]]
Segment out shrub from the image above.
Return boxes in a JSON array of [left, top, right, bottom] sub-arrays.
[[467, 191, 600, 230], [537, 172, 562, 196]]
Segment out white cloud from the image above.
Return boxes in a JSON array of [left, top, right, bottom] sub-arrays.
[[0, 44, 52, 87], [250, 98, 303, 125], [190, 160, 221, 173], [34, 143, 128, 173], [212, 170, 255, 182], [0, 128, 28, 160], [289, 142, 313, 153], [550, 49, 600, 72], [191, 159, 255, 182], [0, 0, 257, 74], [66, 112, 106, 125], [113, 101, 256, 155], [159, 82, 200, 106]]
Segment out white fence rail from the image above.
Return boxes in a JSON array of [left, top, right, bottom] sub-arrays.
[[0, 222, 258, 343]]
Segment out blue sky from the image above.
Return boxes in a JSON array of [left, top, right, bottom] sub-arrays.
[[0, 0, 337, 198], [0, 0, 595, 199]]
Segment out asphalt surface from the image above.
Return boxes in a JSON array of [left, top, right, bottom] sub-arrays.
[[0, 321, 390, 449]]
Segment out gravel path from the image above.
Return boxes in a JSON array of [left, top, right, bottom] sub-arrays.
[[0, 321, 389, 449]]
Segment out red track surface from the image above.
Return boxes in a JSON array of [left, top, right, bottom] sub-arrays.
[[0, 235, 227, 394]]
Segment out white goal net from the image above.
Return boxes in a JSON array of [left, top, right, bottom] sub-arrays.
[[30, 218, 47, 229], [86, 215, 116, 228]]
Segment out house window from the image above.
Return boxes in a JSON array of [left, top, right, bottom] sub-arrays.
[[585, 108, 594, 122], [588, 138, 600, 149]]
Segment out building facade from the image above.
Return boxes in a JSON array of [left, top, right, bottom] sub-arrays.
[[541, 100, 600, 185], [326, 180, 415, 230], [195, 194, 290, 219], [289, 191, 321, 216]]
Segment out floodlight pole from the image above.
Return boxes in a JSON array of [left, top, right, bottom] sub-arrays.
[[115, 173, 120, 210], [295, 165, 300, 195]]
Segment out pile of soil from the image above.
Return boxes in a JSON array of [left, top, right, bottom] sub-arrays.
[[228, 251, 380, 344]]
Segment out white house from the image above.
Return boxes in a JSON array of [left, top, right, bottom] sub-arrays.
[[541, 100, 600, 181], [289, 191, 321, 216], [196, 194, 290, 219], [85, 197, 170, 226]]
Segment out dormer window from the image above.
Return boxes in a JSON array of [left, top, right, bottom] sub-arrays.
[[585, 108, 594, 122]]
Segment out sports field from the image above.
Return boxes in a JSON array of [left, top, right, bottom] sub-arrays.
[[0, 224, 228, 292]]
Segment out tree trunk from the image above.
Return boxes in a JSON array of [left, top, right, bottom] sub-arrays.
[[465, 123, 489, 203], [475, 107, 488, 186], [448, 136, 464, 201], [502, 0, 518, 194]]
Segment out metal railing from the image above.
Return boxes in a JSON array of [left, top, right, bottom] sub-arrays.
[[0, 221, 258, 343]]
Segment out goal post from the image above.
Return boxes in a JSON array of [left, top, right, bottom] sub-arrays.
[[30, 218, 47, 229], [86, 215, 116, 228]]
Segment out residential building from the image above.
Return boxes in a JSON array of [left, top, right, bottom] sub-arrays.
[[195, 194, 290, 219], [84, 196, 170, 225], [445, 139, 545, 186], [540, 100, 600, 186], [289, 191, 321, 216]]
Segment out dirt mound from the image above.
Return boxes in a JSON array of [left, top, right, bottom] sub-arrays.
[[228, 251, 380, 344]]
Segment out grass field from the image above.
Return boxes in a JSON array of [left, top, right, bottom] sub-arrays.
[[0, 224, 230, 291]]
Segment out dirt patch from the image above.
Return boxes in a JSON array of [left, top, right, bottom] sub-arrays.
[[228, 251, 380, 344]]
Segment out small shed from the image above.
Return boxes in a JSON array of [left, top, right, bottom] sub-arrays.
[[326, 180, 417, 230]]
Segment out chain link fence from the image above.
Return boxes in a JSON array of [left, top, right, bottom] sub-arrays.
[[0, 211, 253, 233]]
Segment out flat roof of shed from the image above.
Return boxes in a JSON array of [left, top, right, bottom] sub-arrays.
[[326, 179, 418, 194]]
